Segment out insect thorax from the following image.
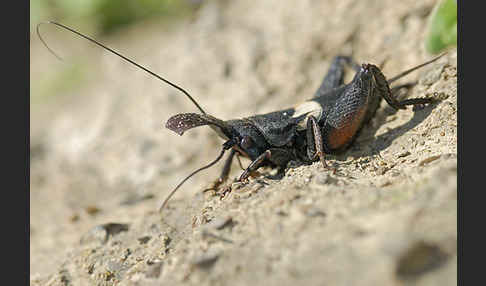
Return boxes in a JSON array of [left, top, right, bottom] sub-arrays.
[[292, 101, 324, 130]]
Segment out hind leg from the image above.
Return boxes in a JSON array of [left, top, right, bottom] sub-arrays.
[[368, 64, 435, 110], [314, 56, 361, 97]]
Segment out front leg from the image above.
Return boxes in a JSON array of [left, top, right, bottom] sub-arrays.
[[238, 149, 293, 181], [218, 149, 236, 184], [239, 150, 271, 181], [204, 149, 237, 192]]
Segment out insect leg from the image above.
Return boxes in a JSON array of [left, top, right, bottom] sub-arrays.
[[203, 149, 237, 192], [314, 56, 361, 97], [306, 115, 329, 168], [369, 64, 435, 110], [235, 153, 245, 170], [239, 150, 271, 181], [217, 149, 237, 183], [238, 148, 295, 181]]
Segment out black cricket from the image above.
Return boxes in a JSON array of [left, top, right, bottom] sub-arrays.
[[37, 22, 445, 213]]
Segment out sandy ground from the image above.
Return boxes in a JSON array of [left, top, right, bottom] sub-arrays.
[[30, 0, 457, 285]]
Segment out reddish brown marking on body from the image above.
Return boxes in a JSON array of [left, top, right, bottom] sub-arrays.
[[327, 107, 367, 150]]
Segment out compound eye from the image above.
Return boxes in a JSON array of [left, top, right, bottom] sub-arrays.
[[240, 136, 253, 149]]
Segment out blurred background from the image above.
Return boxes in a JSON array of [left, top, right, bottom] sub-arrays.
[[30, 0, 202, 34], [30, 0, 204, 105], [30, 0, 457, 284], [30, 0, 456, 106]]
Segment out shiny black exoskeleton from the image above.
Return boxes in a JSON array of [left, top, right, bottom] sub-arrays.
[[166, 55, 441, 184], [34, 21, 444, 212]]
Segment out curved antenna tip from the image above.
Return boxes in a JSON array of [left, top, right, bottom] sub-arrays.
[[36, 21, 65, 61]]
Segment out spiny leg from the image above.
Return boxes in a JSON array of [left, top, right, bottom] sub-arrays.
[[306, 115, 332, 169], [373, 53, 447, 110], [388, 82, 420, 109], [368, 64, 435, 110], [314, 56, 361, 97]]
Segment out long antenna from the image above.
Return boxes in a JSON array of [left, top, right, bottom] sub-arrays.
[[388, 52, 447, 84], [158, 146, 228, 213], [36, 21, 207, 114]]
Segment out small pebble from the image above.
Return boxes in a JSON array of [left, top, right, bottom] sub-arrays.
[[80, 226, 108, 245], [316, 173, 338, 185], [419, 155, 441, 166], [120, 193, 154, 206], [382, 181, 393, 187], [69, 213, 80, 223], [138, 236, 152, 245], [85, 206, 101, 216], [396, 241, 449, 280], [145, 262, 163, 278], [397, 151, 411, 158], [192, 252, 220, 269], [207, 216, 233, 230], [376, 166, 389, 175], [390, 170, 401, 177], [107, 260, 124, 273], [301, 205, 326, 217], [80, 223, 129, 245]]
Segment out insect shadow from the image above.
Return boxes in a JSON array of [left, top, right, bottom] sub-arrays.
[[373, 101, 436, 153]]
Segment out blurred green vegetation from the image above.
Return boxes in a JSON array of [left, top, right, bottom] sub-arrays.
[[425, 0, 457, 54], [30, 0, 201, 35], [30, 0, 203, 105], [30, 61, 89, 105]]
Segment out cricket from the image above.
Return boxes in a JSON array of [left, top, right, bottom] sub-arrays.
[[37, 21, 445, 213]]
